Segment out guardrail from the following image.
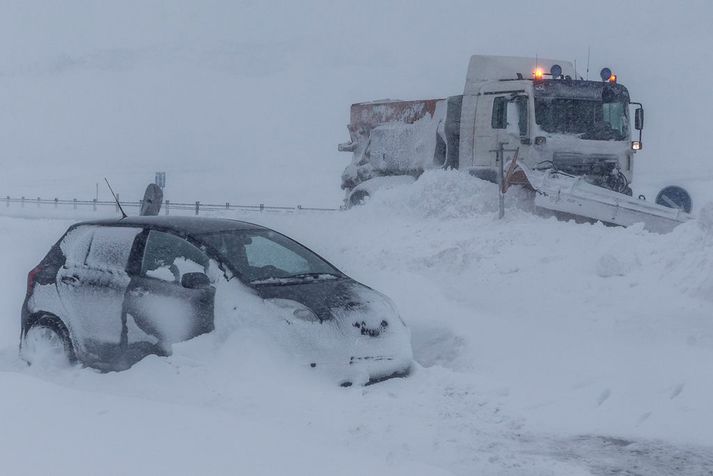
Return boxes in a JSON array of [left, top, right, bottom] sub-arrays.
[[1, 195, 341, 215]]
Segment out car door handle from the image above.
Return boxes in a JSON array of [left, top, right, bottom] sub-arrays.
[[61, 275, 79, 285]]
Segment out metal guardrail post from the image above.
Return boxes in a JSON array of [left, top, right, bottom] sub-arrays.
[[260, 203, 264, 212], [36, 197, 40, 208], [5, 196, 9, 207], [73, 198, 77, 209], [195, 201, 200, 215], [499, 142, 505, 219], [54, 198, 58, 209], [165, 200, 170, 215], [491, 142, 518, 220], [21, 196, 25, 208], [92, 198, 97, 211], [225, 202, 229, 209]]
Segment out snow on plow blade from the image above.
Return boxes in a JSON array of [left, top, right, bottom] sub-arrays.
[[519, 164, 689, 233]]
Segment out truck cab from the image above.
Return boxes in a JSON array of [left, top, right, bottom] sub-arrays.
[[461, 56, 641, 194]]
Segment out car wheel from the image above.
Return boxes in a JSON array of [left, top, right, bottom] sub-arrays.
[[21, 317, 75, 368]]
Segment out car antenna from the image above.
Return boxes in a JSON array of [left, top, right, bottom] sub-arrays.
[[104, 177, 127, 219]]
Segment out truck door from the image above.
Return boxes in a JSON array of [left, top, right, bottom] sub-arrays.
[[124, 229, 215, 357], [473, 93, 529, 181]]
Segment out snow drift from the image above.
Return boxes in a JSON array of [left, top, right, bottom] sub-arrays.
[[1, 172, 713, 475]]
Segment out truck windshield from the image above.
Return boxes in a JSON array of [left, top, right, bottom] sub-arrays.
[[535, 98, 628, 140], [534, 81, 630, 141]]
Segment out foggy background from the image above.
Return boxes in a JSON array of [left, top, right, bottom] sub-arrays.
[[0, 0, 710, 206]]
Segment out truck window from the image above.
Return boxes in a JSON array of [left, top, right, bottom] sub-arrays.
[[491, 97, 508, 129], [507, 96, 528, 137], [493, 96, 528, 136]]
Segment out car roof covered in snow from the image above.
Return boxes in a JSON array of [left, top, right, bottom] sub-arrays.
[[75, 215, 267, 237]]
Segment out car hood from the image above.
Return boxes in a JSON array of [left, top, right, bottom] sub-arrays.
[[253, 278, 386, 323], [248, 277, 412, 386]]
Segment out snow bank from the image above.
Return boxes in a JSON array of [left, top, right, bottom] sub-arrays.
[[358, 169, 533, 220]]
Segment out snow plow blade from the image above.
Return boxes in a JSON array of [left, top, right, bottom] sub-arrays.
[[518, 164, 690, 233]]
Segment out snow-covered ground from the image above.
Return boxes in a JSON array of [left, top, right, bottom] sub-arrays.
[[1, 171, 712, 475], [1, 2, 712, 474]]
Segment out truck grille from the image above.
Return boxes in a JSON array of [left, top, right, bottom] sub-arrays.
[[552, 152, 619, 175]]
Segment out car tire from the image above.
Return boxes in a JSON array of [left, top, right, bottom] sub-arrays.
[[21, 316, 76, 368]]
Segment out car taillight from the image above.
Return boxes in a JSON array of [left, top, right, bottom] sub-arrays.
[[26, 266, 41, 296]]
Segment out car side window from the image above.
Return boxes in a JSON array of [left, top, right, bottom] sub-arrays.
[[85, 227, 142, 271], [244, 235, 309, 275], [141, 230, 209, 283]]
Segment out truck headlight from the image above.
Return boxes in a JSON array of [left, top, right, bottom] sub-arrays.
[[631, 141, 642, 151]]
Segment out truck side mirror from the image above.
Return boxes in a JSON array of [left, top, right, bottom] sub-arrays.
[[634, 108, 644, 131]]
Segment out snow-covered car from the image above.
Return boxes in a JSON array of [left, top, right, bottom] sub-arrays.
[[20, 216, 413, 384]]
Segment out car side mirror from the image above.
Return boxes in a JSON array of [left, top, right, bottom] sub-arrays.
[[634, 108, 644, 131], [181, 272, 211, 289]]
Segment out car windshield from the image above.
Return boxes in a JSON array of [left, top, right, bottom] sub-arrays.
[[198, 229, 340, 284]]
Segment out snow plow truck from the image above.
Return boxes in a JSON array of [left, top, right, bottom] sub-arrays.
[[338, 55, 688, 232]]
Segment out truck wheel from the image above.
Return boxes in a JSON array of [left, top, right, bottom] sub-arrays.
[[349, 190, 370, 207], [21, 317, 75, 368]]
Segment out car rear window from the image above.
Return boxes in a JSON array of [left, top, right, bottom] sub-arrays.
[[85, 227, 141, 270], [60, 226, 95, 266]]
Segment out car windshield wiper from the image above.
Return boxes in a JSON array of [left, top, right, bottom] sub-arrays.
[[285, 272, 340, 280], [249, 272, 340, 286]]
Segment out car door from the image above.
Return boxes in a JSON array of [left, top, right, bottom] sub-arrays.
[[56, 225, 142, 364], [124, 229, 215, 352]]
